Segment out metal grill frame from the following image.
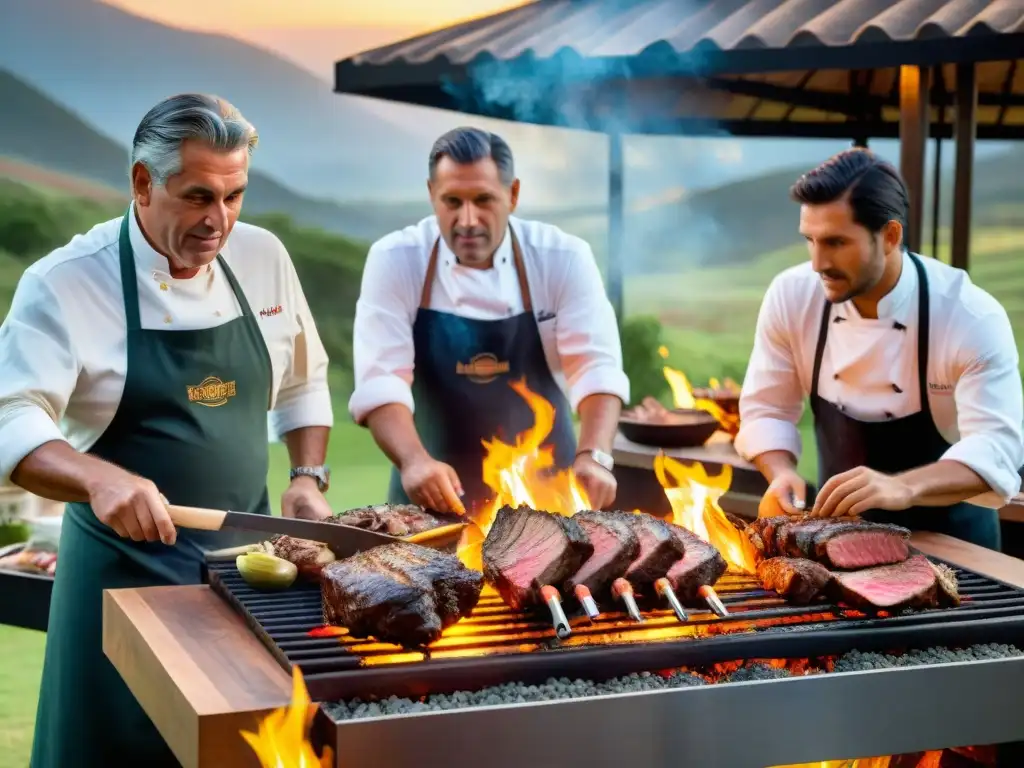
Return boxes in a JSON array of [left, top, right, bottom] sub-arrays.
[[204, 554, 1024, 703]]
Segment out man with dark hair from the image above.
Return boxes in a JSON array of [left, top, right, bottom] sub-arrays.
[[350, 126, 628, 514], [735, 147, 1023, 549]]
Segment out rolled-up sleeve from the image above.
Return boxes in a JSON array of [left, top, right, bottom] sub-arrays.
[[941, 309, 1024, 507], [734, 277, 805, 463], [347, 242, 418, 425], [0, 271, 78, 483], [555, 244, 630, 410], [269, 248, 334, 437]]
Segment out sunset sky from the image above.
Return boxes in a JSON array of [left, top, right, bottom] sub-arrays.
[[101, 0, 527, 30]]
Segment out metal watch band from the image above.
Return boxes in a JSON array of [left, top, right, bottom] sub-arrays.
[[576, 449, 614, 472], [290, 465, 330, 492]]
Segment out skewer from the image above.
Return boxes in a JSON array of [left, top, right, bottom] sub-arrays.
[[540, 585, 572, 639], [654, 577, 689, 622], [573, 584, 601, 622], [612, 578, 644, 623], [699, 584, 729, 617]]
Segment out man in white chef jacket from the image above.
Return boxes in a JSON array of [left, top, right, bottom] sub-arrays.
[[735, 147, 1024, 551], [0, 94, 334, 766], [349, 127, 629, 516]]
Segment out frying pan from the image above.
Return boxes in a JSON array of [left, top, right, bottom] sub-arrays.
[[617, 408, 720, 448]]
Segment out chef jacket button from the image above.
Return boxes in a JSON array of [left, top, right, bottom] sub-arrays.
[[892, 383, 903, 393], [885, 411, 894, 419], [833, 373, 840, 380]]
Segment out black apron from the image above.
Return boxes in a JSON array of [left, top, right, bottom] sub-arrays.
[[386, 226, 577, 514], [31, 210, 273, 767], [811, 252, 1001, 551]]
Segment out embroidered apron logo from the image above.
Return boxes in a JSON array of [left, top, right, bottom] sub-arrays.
[[187, 376, 237, 407], [456, 353, 510, 384], [259, 304, 283, 318]]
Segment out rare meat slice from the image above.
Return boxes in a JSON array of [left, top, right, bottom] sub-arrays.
[[663, 524, 727, 601], [747, 517, 911, 568], [829, 555, 948, 612], [482, 505, 594, 610], [269, 535, 335, 580], [620, 512, 686, 587], [565, 511, 640, 595], [329, 503, 443, 537], [757, 557, 832, 605], [321, 542, 483, 648]]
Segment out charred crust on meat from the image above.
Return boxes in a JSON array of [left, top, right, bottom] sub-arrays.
[[756, 557, 833, 605], [327, 503, 445, 537]]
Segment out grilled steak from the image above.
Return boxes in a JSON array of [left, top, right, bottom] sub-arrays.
[[757, 557, 832, 605], [565, 511, 640, 595], [664, 523, 728, 602], [329, 503, 443, 537], [269, 535, 335, 580], [321, 542, 483, 648], [745, 516, 910, 568], [829, 554, 951, 612], [482, 505, 594, 609], [620, 512, 686, 587], [929, 560, 961, 606]]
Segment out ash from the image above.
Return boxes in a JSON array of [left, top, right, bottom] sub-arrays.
[[323, 643, 1020, 722]]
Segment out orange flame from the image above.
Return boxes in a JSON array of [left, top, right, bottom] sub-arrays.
[[772, 752, 944, 767], [654, 453, 758, 574], [457, 378, 591, 570], [657, 347, 739, 434], [240, 666, 333, 767]]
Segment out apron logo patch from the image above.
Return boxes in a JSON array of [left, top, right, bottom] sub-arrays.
[[187, 376, 237, 407], [259, 304, 283, 318], [928, 382, 953, 393], [456, 353, 510, 384]]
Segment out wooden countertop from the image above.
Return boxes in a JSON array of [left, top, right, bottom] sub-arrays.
[[612, 430, 757, 472], [103, 532, 1024, 768]]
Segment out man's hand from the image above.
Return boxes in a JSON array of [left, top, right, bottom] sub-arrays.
[[281, 476, 333, 520], [810, 466, 913, 518], [573, 454, 616, 510], [758, 468, 807, 518], [401, 456, 466, 515], [87, 466, 176, 545]]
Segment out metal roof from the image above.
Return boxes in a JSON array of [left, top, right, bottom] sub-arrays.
[[335, 0, 1024, 139]]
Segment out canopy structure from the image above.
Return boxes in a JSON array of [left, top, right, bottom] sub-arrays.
[[335, 0, 1024, 316]]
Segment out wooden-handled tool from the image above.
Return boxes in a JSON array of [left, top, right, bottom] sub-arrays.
[[167, 505, 467, 560]]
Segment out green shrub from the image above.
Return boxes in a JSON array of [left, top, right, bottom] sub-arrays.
[[620, 314, 669, 406]]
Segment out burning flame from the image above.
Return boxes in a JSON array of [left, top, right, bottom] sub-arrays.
[[657, 347, 740, 435], [457, 378, 591, 570], [653, 453, 759, 574], [773, 753, 944, 767], [240, 666, 333, 767]]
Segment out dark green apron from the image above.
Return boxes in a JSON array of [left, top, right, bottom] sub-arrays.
[[30, 210, 273, 767]]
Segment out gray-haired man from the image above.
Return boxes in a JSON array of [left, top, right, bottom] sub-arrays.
[[349, 127, 629, 517], [0, 94, 333, 766]]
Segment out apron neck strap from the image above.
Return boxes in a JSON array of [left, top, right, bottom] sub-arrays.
[[117, 207, 256, 330], [810, 252, 933, 407], [420, 226, 533, 312]]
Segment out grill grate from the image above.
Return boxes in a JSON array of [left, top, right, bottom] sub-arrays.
[[205, 555, 1024, 702]]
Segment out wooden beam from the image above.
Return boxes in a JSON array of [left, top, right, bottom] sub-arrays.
[[607, 132, 625, 319], [951, 62, 977, 272], [899, 65, 930, 253]]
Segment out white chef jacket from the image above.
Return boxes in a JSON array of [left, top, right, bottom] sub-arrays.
[[735, 251, 1024, 508], [0, 204, 334, 484], [348, 215, 630, 424]]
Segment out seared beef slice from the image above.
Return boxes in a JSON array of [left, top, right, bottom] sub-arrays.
[[482, 505, 594, 610], [321, 542, 483, 648], [830, 555, 948, 611], [757, 557, 832, 605], [566, 511, 640, 595], [620, 512, 686, 587], [664, 524, 727, 601], [761, 518, 910, 568]]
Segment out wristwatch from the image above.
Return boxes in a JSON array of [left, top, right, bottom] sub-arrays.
[[577, 449, 614, 472], [290, 465, 331, 492]]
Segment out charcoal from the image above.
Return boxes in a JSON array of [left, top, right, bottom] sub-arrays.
[[482, 505, 593, 609], [830, 554, 946, 612], [757, 556, 832, 605], [321, 542, 482, 648], [663, 523, 728, 602], [616, 512, 685, 587], [565, 511, 640, 595], [329, 503, 444, 537]]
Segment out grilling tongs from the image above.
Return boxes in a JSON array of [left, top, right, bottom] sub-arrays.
[[167, 504, 468, 560]]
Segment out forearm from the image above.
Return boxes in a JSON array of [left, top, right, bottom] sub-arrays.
[[575, 393, 621, 454], [753, 450, 799, 484], [365, 404, 430, 470], [10, 440, 117, 503], [282, 426, 330, 468], [897, 460, 991, 507]]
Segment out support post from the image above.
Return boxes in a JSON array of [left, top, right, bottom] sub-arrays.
[[899, 65, 930, 253], [607, 132, 625, 319], [951, 63, 977, 272]]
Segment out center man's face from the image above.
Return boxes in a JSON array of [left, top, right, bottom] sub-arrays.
[[428, 156, 519, 267], [799, 199, 887, 304]]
